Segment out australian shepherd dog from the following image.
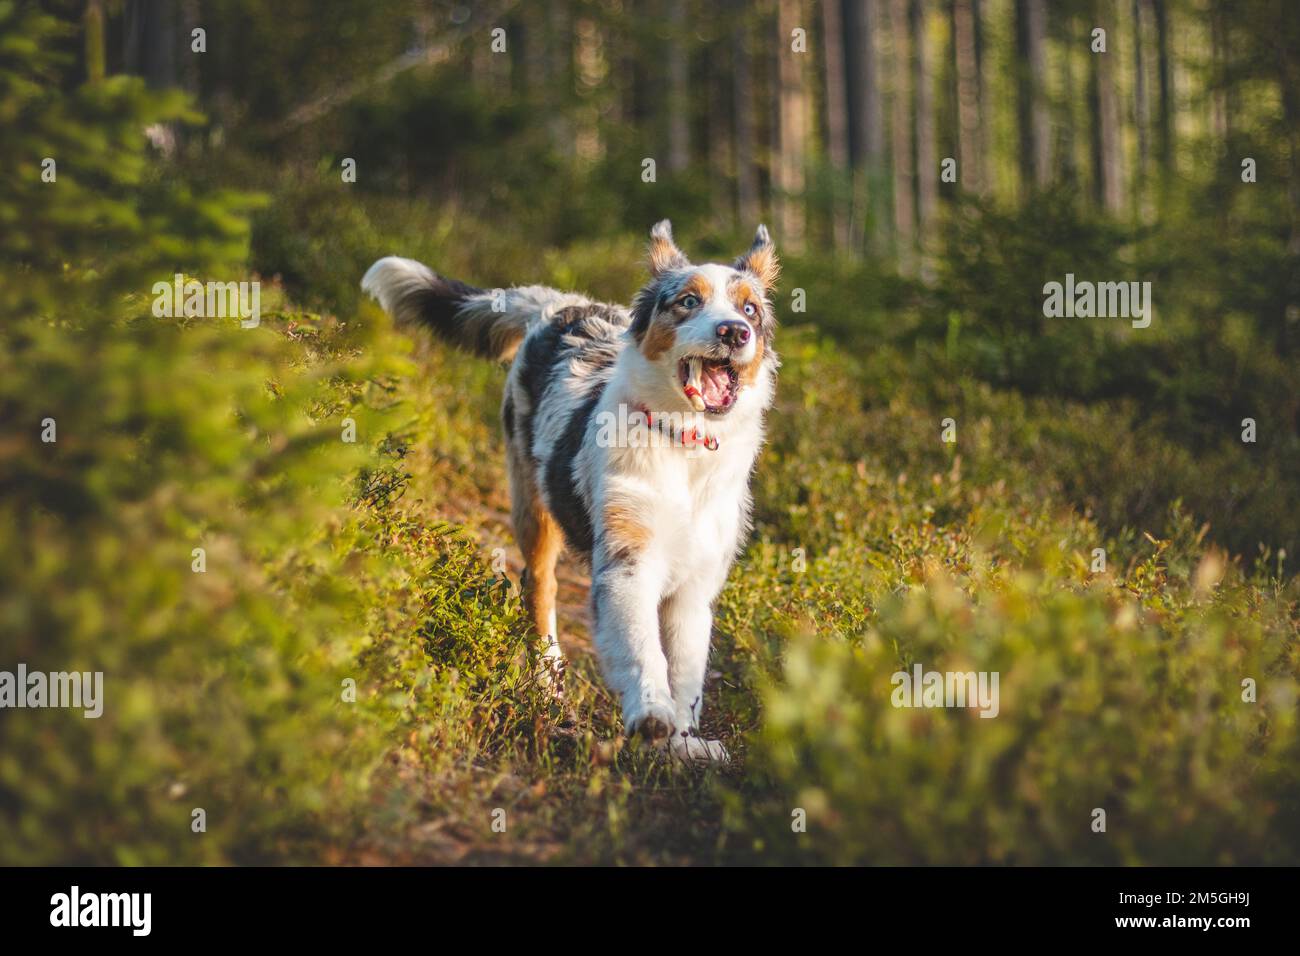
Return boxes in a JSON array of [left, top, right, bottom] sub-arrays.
[[362, 221, 778, 762]]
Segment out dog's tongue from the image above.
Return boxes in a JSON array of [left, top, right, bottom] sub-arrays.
[[700, 364, 730, 407]]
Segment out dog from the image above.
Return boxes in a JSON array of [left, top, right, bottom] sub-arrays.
[[361, 221, 778, 762]]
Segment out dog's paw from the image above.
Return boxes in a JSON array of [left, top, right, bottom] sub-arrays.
[[670, 733, 730, 765], [538, 639, 567, 700], [627, 700, 677, 746], [635, 715, 673, 744]]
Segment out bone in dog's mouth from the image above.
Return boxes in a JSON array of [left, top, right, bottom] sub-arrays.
[[678, 356, 739, 414]]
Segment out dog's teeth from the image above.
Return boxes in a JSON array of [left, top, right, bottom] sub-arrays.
[[687, 357, 702, 387]]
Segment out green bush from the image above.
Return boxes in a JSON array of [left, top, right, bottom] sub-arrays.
[[734, 564, 1299, 865], [0, 6, 545, 863], [712, 328, 1300, 865]]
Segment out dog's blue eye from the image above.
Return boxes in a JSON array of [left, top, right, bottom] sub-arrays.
[[743, 302, 757, 317], [680, 295, 700, 309]]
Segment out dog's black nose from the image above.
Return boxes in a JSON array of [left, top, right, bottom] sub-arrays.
[[715, 320, 751, 347]]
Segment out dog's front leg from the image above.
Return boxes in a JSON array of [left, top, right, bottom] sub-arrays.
[[661, 578, 729, 764], [591, 554, 675, 744]]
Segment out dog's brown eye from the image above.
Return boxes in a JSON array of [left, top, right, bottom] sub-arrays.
[[680, 294, 701, 309]]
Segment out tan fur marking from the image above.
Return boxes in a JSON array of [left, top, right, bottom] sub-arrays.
[[649, 235, 686, 275], [603, 505, 652, 560], [516, 482, 563, 641], [727, 275, 767, 384], [736, 333, 766, 386], [641, 312, 677, 361], [681, 273, 714, 303], [738, 245, 780, 292], [728, 278, 760, 316]]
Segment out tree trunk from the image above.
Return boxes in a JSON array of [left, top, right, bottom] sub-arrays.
[[914, 0, 936, 248], [1153, 0, 1173, 173], [776, 0, 809, 252], [712, 37, 736, 230], [122, 0, 178, 89], [1016, 0, 1050, 191], [1279, 31, 1300, 355], [625, 10, 650, 129], [1132, 0, 1151, 217], [1209, 1, 1228, 140], [1095, 0, 1124, 213], [84, 0, 106, 84], [973, 0, 991, 191], [1087, 16, 1103, 207], [952, 0, 982, 192], [667, 0, 691, 172], [846, 0, 884, 252], [1056, 6, 1081, 187], [889, 0, 915, 270], [511, 12, 534, 104], [546, 3, 574, 159], [822, 0, 852, 248], [180, 0, 200, 95], [573, 16, 607, 162], [732, 13, 761, 227]]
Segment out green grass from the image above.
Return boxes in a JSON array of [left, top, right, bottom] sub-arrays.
[[315, 295, 1300, 865], [7, 267, 1296, 865]]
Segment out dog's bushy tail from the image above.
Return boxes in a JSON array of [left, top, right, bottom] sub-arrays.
[[362, 256, 589, 363]]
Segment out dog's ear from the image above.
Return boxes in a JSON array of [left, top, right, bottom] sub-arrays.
[[648, 219, 689, 276], [734, 224, 779, 293]]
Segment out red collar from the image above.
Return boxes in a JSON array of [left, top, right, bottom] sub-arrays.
[[635, 404, 719, 451]]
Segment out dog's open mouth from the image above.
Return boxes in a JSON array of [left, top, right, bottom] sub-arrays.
[[679, 356, 739, 414]]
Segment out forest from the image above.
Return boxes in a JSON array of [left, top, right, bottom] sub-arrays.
[[1, 0, 1298, 865]]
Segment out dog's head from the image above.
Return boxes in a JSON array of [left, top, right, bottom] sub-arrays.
[[628, 220, 779, 417]]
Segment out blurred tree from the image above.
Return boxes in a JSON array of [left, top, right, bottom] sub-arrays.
[[1153, 0, 1174, 176], [1091, 0, 1124, 212], [1131, 0, 1150, 217], [1015, 0, 1050, 190], [83, 0, 105, 82], [888, 0, 914, 270], [732, 5, 761, 226], [914, 0, 937, 252], [776, 0, 809, 251], [0, 2, 381, 864], [666, 0, 690, 172], [846, 0, 884, 250], [952, 0, 983, 193], [821, 0, 851, 247]]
